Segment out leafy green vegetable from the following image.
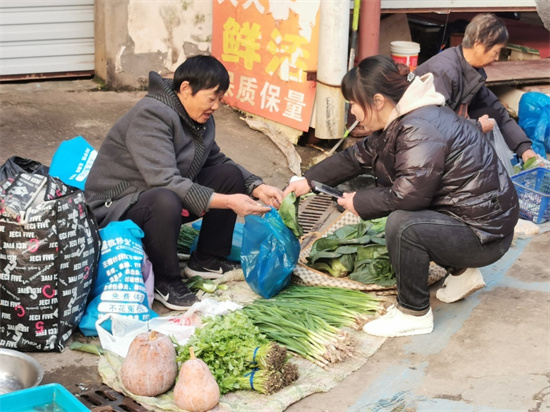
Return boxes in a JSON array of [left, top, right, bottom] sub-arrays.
[[513, 156, 538, 174], [176, 311, 282, 394], [177, 224, 200, 253], [69, 341, 104, 356], [306, 217, 395, 286], [278, 192, 303, 238], [183, 276, 229, 293]]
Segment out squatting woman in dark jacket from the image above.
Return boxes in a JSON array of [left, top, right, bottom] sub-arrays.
[[283, 55, 519, 337]]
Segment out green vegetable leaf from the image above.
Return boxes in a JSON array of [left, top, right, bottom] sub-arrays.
[[522, 156, 537, 171], [278, 192, 304, 238], [306, 218, 395, 286]]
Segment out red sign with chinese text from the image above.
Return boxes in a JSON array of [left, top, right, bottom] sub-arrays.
[[212, 0, 320, 132]]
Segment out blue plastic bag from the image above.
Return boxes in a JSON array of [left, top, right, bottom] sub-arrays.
[[518, 92, 550, 156], [79, 220, 157, 336], [49, 136, 97, 190], [240, 208, 300, 298], [190, 220, 243, 262]]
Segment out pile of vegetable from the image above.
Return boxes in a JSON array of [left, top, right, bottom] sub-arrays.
[[177, 224, 200, 254], [175, 310, 298, 395], [242, 285, 380, 367], [306, 218, 396, 287], [184, 275, 228, 294]]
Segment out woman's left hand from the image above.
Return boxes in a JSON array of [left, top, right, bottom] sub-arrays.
[[252, 184, 283, 209], [337, 192, 358, 216]]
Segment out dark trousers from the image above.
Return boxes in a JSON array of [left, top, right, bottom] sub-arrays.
[[123, 163, 246, 282], [385, 210, 513, 312]]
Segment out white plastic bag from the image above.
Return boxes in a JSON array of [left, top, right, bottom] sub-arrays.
[[486, 123, 515, 176], [96, 299, 242, 357]]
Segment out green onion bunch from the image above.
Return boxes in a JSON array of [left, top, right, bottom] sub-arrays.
[[177, 224, 200, 254], [242, 285, 380, 367]]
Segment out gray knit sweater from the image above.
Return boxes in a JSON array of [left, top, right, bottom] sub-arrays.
[[85, 71, 262, 227]]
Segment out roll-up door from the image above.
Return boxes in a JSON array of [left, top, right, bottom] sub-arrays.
[[381, 0, 536, 9], [0, 0, 94, 79]]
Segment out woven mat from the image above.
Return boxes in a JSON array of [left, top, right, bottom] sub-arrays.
[[98, 329, 386, 412], [293, 211, 447, 292]]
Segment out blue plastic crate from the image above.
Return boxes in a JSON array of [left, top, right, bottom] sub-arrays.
[[0, 383, 90, 412], [511, 167, 550, 224]]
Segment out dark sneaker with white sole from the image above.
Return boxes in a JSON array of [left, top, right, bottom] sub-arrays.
[[154, 280, 198, 311], [184, 253, 241, 279]]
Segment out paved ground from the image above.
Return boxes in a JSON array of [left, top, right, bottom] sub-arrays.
[[1, 79, 549, 411]]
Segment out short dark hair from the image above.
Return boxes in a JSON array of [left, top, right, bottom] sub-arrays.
[[172, 54, 230, 95], [341, 55, 410, 117], [462, 14, 508, 51]]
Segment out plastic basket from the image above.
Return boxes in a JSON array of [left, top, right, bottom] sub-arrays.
[[511, 167, 550, 224], [0, 383, 90, 412]]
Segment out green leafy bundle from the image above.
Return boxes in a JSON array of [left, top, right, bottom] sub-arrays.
[[175, 310, 291, 394], [243, 285, 380, 367], [306, 218, 395, 286], [177, 224, 200, 254]]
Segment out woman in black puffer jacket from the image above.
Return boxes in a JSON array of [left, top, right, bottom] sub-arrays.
[[284, 55, 519, 337]]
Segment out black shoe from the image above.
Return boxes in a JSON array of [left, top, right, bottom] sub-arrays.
[[154, 280, 198, 311], [184, 253, 241, 279]]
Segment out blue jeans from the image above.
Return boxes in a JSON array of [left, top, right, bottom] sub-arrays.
[[385, 210, 514, 312]]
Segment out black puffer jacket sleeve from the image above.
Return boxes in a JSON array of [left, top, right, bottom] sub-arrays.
[[354, 121, 447, 219]]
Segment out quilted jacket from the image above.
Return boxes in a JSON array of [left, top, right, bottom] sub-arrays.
[[305, 73, 519, 244]]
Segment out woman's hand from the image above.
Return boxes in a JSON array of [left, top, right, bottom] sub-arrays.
[[521, 149, 537, 163], [337, 192, 358, 216], [210, 193, 270, 216], [477, 115, 495, 134], [252, 184, 283, 209], [282, 178, 311, 199]]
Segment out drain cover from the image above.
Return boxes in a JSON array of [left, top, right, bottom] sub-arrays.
[[298, 193, 337, 235], [77, 385, 147, 412]]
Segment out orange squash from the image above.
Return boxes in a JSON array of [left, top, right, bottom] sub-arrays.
[[174, 347, 220, 412], [120, 331, 177, 397]]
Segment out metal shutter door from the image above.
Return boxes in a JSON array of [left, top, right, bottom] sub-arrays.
[[0, 0, 94, 78]]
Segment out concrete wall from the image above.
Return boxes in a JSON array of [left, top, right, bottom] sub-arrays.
[[94, 0, 212, 90]]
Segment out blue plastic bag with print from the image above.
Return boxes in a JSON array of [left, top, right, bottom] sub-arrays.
[[49, 136, 97, 190], [79, 220, 157, 336], [240, 208, 300, 299]]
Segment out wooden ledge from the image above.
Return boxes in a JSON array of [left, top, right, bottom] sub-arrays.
[[485, 60, 550, 86]]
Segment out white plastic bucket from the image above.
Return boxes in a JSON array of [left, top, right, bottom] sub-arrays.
[[390, 41, 421, 71]]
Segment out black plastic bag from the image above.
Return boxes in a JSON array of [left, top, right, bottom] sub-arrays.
[[0, 173, 100, 351], [0, 156, 50, 181]]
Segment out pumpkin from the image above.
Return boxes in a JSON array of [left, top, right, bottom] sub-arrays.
[[120, 330, 178, 397], [174, 347, 220, 412]]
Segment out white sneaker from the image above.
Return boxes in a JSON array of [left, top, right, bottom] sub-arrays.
[[363, 305, 434, 337], [436, 268, 486, 303]]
